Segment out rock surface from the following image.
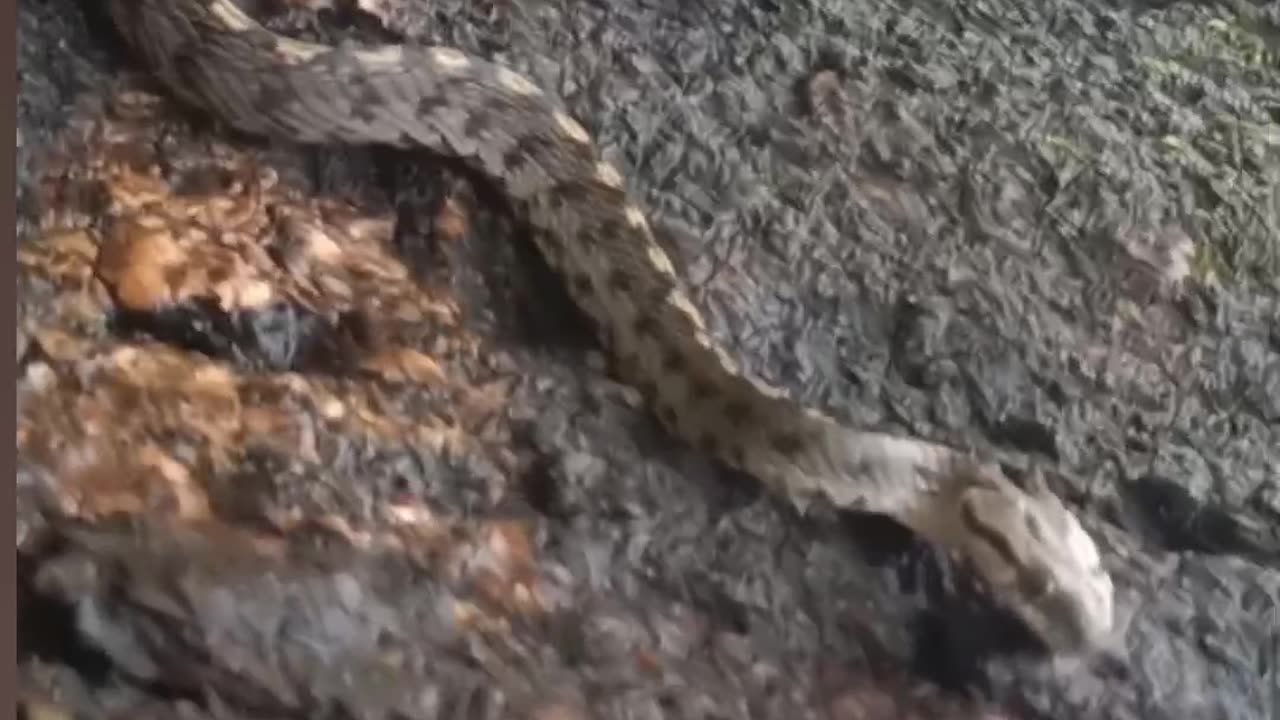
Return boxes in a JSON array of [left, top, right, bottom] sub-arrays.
[[17, 1, 1279, 719]]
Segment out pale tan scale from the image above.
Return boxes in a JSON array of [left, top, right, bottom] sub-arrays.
[[666, 292, 707, 331], [594, 162, 624, 190], [111, 0, 1118, 657], [206, 0, 256, 31], [275, 38, 327, 64], [753, 378, 790, 400], [644, 244, 677, 277], [494, 67, 543, 97], [552, 112, 591, 145], [623, 205, 648, 229], [428, 47, 471, 70], [355, 45, 406, 70]]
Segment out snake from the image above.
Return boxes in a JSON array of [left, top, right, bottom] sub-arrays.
[[102, 0, 1114, 655]]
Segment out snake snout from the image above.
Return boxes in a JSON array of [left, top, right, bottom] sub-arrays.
[[957, 481, 1115, 654]]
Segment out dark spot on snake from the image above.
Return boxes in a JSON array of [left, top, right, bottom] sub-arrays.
[[570, 272, 594, 298], [615, 352, 641, 381], [597, 218, 625, 243], [661, 348, 684, 373], [462, 108, 490, 138], [351, 82, 384, 124], [689, 376, 716, 401], [416, 95, 451, 118], [162, 265, 191, 290], [658, 403, 678, 428], [698, 431, 720, 456], [633, 313, 659, 338], [960, 497, 1022, 569], [607, 268, 634, 295], [545, 182, 580, 209], [252, 77, 295, 116], [770, 432, 804, 457], [501, 133, 559, 175], [351, 103, 380, 126], [727, 443, 746, 467], [724, 400, 751, 427], [205, 264, 233, 286], [637, 380, 659, 403]]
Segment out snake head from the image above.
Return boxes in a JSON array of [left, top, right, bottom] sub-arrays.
[[945, 461, 1115, 655], [802, 427, 1114, 654]]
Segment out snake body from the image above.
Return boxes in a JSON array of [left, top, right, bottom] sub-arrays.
[[105, 0, 1114, 654]]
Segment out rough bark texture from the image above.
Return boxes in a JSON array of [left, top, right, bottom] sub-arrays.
[[17, 1, 1279, 719]]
